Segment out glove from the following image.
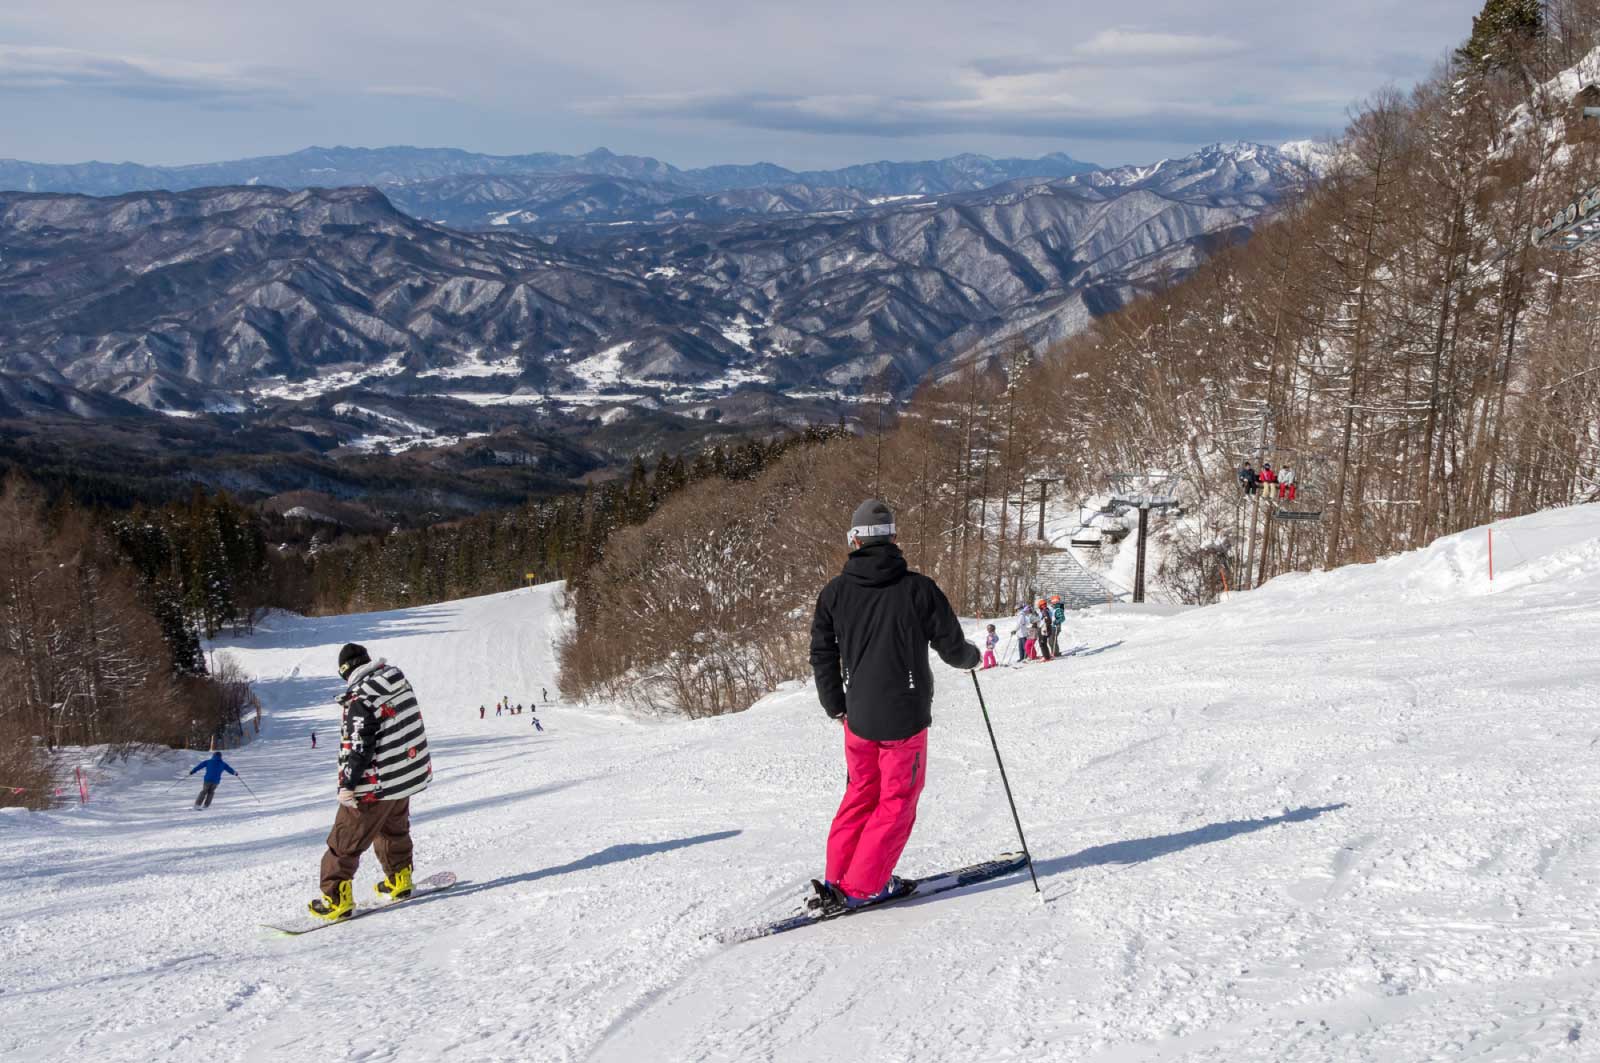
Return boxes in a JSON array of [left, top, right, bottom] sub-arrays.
[[957, 641, 982, 671], [337, 788, 359, 810]]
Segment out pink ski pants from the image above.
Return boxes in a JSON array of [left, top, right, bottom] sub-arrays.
[[826, 721, 928, 897]]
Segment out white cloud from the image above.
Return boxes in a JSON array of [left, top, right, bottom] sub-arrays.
[[1076, 28, 1247, 61], [0, 0, 1476, 168], [363, 84, 462, 102], [0, 45, 289, 106]]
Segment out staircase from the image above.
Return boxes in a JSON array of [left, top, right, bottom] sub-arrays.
[[1033, 547, 1127, 609]]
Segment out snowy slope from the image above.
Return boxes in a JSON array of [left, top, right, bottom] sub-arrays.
[[5, 507, 1600, 1061]]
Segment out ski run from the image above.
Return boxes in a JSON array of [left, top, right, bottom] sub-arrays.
[[3, 503, 1600, 1062]]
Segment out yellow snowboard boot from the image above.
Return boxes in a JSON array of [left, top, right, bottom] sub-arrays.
[[308, 880, 354, 921], [376, 867, 413, 901]]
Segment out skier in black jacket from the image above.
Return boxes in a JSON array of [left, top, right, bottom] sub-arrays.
[[809, 499, 980, 910]]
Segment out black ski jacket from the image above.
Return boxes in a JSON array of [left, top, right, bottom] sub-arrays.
[[810, 543, 980, 741]]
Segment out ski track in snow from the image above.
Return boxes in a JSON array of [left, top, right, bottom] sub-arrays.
[[5, 507, 1600, 1061]]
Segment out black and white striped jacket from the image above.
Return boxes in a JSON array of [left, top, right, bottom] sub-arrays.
[[337, 660, 432, 802]]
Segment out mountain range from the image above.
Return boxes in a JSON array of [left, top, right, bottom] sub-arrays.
[[0, 145, 1098, 200], [0, 139, 1319, 510]]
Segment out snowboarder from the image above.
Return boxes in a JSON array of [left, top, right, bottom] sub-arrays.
[[982, 624, 998, 670], [809, 499, 980, 912], [188, 750, 237, 809], [308, 643, 433, 922], [1049, 595, 1066, 657], [1035, 599, 1054, 661]]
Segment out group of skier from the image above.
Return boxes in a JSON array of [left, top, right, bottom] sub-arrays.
[[479, 696, 546, 731], [1238, 461, 1298, 502], [482, 698, 534, 718], [187, 495, 1020, 923], [980, 595, 1067, 667]]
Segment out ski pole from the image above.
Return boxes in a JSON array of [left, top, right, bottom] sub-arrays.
[[969, 670, 1040, 895], [235, 775, 264, 806]]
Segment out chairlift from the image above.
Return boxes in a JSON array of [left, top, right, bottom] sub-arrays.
[[1069, 527, 1105, 548], [1106, 471, 1179, 603]]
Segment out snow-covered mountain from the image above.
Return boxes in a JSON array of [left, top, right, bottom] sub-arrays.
[[389, 142, 1308, 232], [4, 504, 1598, 1059], [1070, 141, 1314, 203], [0, 142, 1309, 428], [0, 144, 1099, 199], [384, 172, 886, 228]]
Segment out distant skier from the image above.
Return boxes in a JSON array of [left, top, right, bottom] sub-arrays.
[[1013, 603, 1032, 664], [479, 705, 486, 720], [982, 624, 998, 670], [1035, 599, 1054, 661], [307, 643, 432, 922], [532, 716, 543, 732], [541, 686, 548, 704], [311, 730, 317, 750], [1049, 595, 1066, 657], [496, 702, 502, 717], [189, 750, 237, 809], [809, 499, 980, 912]]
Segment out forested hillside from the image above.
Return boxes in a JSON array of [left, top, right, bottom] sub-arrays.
[[563, 1, 1600, 716]]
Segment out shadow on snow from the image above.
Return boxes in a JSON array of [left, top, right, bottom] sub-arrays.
[[380, 830, 744, 916], [924, 804, 1349, 906]]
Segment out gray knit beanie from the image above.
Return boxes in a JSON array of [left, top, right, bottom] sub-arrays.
[[849, 499, 896, 546]]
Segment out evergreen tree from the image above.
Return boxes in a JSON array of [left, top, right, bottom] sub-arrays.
[[1456, 0, 1543, 71]]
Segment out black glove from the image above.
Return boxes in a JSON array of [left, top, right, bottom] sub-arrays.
[[956, 641, 982, 671]]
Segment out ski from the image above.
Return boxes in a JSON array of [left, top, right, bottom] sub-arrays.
[[260, 871, 458, 937], [716, 853, 1028, 944]]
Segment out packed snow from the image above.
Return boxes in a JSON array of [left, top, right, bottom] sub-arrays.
[[4, 506, 1600, 1060], [719, 315, 756, 352], [416, 349, 524, 380], [252, 354, 410, 403], [567, 342, 632, 388]]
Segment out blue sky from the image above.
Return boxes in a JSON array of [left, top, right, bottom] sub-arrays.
[[1, 1, 1480, 169]]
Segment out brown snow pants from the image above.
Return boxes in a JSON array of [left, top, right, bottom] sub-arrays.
[[319, 797, 412, 895]]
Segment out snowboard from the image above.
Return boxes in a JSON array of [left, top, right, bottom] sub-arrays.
[[717, 853, 1028, 944], [261, 871, 458, 937]]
